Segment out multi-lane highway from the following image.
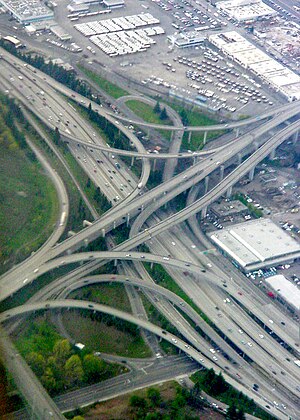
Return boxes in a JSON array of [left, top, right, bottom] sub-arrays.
[[1, 46, 300, 419]]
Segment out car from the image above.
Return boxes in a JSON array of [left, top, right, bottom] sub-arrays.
[[126, 254, 131, 257], [140, 255, 145, 259], [247, 342, 253, 347], [238, 291, 243, 295], [162, 330, 167, 335], [184, 344, 190, 349], [88, 304, 94, 308], [191, 244, 196, 249], [209, 348, 216, 353], [171, 241, 176, 246], [172, 338, 178, 343], [238, 329, 244, 334], [259, 334, 264, 339], [23, 278, 28, 284], [212, 356, 218, 361], [33, 268, 39, 273], [185, 263, 191, 267], [269, 319, 274, 324], [163, 257, 170, 261]]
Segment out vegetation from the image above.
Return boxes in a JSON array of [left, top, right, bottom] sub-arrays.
[[126, 99, 172, 141], [61, 309, 152, 358], [65, 381, 209, 420], [233, 193, 263, 218], [144, 263, 212, 326], [77, 65, 129, 99], [68, 283, 132, 313], [192, 369, 276, 420], [0, 95, 59, 274], [14, 318, 125, 396], [114, 224, 130, 244]]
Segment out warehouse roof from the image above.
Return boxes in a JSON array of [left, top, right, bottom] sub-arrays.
[[265, 274, 300, 310], [210, 218, 300, 271]]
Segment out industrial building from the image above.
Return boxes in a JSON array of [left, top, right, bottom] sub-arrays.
[[0, 0, 54, 24], [209, 200, 248, 219], [209, 218, 300, 272], [265, 274, 300, 310], [167, 32, 205, 49], [216, 0, 276, 23], [209, 31, 300, 101]]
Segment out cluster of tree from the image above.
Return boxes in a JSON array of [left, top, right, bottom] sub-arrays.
[[0, 95, 36, 161], [76, 308, 140, 338], [0, 40, 100, 104], [93, 186, 111, 213], [192, 369, 276, 420], [25, 338, 107, 395], [129, 385, 204, 419], [179, 109, 189, 127], [153, 101, 168, 121]]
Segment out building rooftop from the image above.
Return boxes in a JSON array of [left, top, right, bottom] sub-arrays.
[[265, 274, 300, 310], [210, 200, 248, 218], [210, 218, 300, 271]]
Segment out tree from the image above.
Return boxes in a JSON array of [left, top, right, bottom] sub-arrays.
[[147, 387, 162, 408], [129, 395, 148, 409], [26, 352, 45, 377], [153, 101, 161, 114], [226, 402, 246, 420], [83, 354, 105, 382], [53, 339, 71, 369], [41, 367, 56, 392], [159, 107, 168, 120], [65, 355, 84, 386], [86, 177, 91, 188], [180, 109, 189, 126]]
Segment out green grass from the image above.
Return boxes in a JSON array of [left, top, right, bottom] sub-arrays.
[[126, 100, 172, 141], [0, 130, 59, 274], [61, 310, 152, 358], [68, 283, 132, 313], [78, 65, 129, 99]]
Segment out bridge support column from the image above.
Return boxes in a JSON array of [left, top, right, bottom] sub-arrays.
[[102, 228, 105, 238], [203, 131, 207, 145], [188, 131, 192, 144], [113, 221, 116, 229], [249, 167, 255, 181], [220, 165, 225, 181], [269, 149, 276, 160], [193, 156, 196, 165], [237, 153, 242, 165], [114, 259, 117, 266], [293, 130, 298, 145], [204, 176, 209, 194], [235, 127, 240, 138], [226, 186, 232, 198], [152, 159, 157, 171], [141, 204, 144, 211], [202, 207, 207, 219], [150, 262, 154, 270], [126, 213, 130, 227], [131, 156, 135, 167], [254, 142, 259, 151], [84, 238, 89, 247]]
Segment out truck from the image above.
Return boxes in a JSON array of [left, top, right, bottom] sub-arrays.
[[294, 360, 300, 367]]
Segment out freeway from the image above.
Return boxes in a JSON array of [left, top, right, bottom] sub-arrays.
[[1, 45, 300, 419], [0, 299, 288, 419]]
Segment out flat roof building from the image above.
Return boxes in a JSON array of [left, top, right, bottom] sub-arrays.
[[167, 32, 205, 49], [210, 200, 248, 219], [0, 0, 54, 24], [209, 218, 300, 272], [209, 31, 300, 101], [265, 274, 300, 310], [216, 0, 276, 22]]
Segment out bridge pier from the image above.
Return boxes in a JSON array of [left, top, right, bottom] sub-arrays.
[[203, 131, 207, 145], [237, 153, 242, 165], [150, 262, 154, 270], [102, 228, 105, 238], [254, 142, 259, 151], [226, 186, 232, 198], [152, 159, 157, 171], [204, 176, 209, 194], [114, 259, 117, 266], [202, 207, 207, 219], [235, 127, 240, 138], [269, 149, 276, 160], [188, 131, 192, 144], [293, 130, 298, 145], [113, 221, 116, 229], [126, 213, 130, 227], [131, 156, 135, 167], [249, 167, 255, 181], [84, 238, 89, 247], [220, 165, 225, 181]]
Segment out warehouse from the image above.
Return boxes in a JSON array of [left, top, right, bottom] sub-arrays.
[[209, 218, 300, 272], [216, 0, 276, 23], [265, 274, 300, 310], [0, 0, 54, 24], [209, 31, 300, 101]]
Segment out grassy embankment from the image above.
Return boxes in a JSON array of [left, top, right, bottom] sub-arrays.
[[61, 283, 152, 358], [77, 65, 129, 99], [0, 98, 59, 274]]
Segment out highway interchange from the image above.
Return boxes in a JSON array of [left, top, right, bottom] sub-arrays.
[[0, 46, 300, 419]]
